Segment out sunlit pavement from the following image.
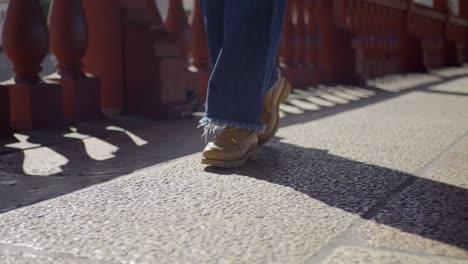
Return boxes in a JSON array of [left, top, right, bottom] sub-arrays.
[[1, 67, 468, 263]]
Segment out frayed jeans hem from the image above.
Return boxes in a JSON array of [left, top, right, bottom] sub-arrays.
[[199, 117, 265, 135]]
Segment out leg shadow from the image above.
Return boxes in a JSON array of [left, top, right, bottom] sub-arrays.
[[205, 139, 468, 251]]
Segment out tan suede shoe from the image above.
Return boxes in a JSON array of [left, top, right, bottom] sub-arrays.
[[202, 127, 259, 168], [258, 77, 292, 145]]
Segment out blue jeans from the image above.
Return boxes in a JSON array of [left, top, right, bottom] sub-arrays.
[[199, 0, 286, 133]]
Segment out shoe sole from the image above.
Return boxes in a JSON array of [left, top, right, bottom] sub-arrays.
[[258, 80, 292, 145], [201, 147, 259, 168]]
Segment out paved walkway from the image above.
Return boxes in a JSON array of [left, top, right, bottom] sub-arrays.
[[0, 67, 468, 263]]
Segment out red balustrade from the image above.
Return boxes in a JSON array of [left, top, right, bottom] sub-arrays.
[[293, 0, 468, 83], [332, 0, 407, 79], [1, 0, 468, 136]]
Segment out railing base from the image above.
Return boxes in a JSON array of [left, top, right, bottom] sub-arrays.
[[125, 56, 193, 118], [7, 82, 65, 130], [0, 85, 11, 135], [287, 65, 320, 88], [47, 75, 102, 123], [187, 69, 210, 104], [282, 67, 299, 88]]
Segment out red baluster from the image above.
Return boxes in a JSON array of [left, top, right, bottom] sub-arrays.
[[375, 5, 384, 76], [383, 7, 393, 75], [434, 0, 448, 13], [189, 0, 210, 103], [165, 0, 191, 57], [279, 0, 298, 84], [395, 9, 403, 72], [383, 6, 391, 75], [361, 2, 373, 78], [3, 0, 48, 85], [364, 2, 373, 35], [0, 85, 10, 135], [346, 0, 356, 31], [189, 1, 210, 71], [279, 0, 295, 66], [2, 0, 64, 130], [295, 0, 306, 65], [82, 0, 125, 114], [49, 0, 87, 80], [48, 0, 101, 122], [333, 0, 347, 28], [305, 0, 320, 84], [115, 0, 193, 118], [294, 0, 309, 87], [351, 0, 367, 79], [355, 0, 365, 33]]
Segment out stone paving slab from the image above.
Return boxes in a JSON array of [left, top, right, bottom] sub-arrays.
[[0, 156, 360, 263], [0, 244, 105, 264], [0, 119, 204, 213], [0, 71, 467, 263], [278, 91, 468, 172], [359, 132, 468, 258], [323, 247, 468, 264], [429, 77, 468, 95]]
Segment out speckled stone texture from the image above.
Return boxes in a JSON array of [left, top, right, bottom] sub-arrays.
[[0, 244, 102, 264], [0, 68, 468, 263], [358, 130, 468, 258], [323, 247, 468, 264]]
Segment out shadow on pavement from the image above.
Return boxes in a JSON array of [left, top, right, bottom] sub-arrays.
[[0, 119, 204, 213], [205, 139, 468, 251], [0, 68, 467, 251]]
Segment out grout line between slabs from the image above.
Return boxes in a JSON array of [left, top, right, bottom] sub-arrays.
[[306, 129, 468, 264]]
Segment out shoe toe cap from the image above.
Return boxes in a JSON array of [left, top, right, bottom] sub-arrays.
[[202, 144, 243, 161]]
